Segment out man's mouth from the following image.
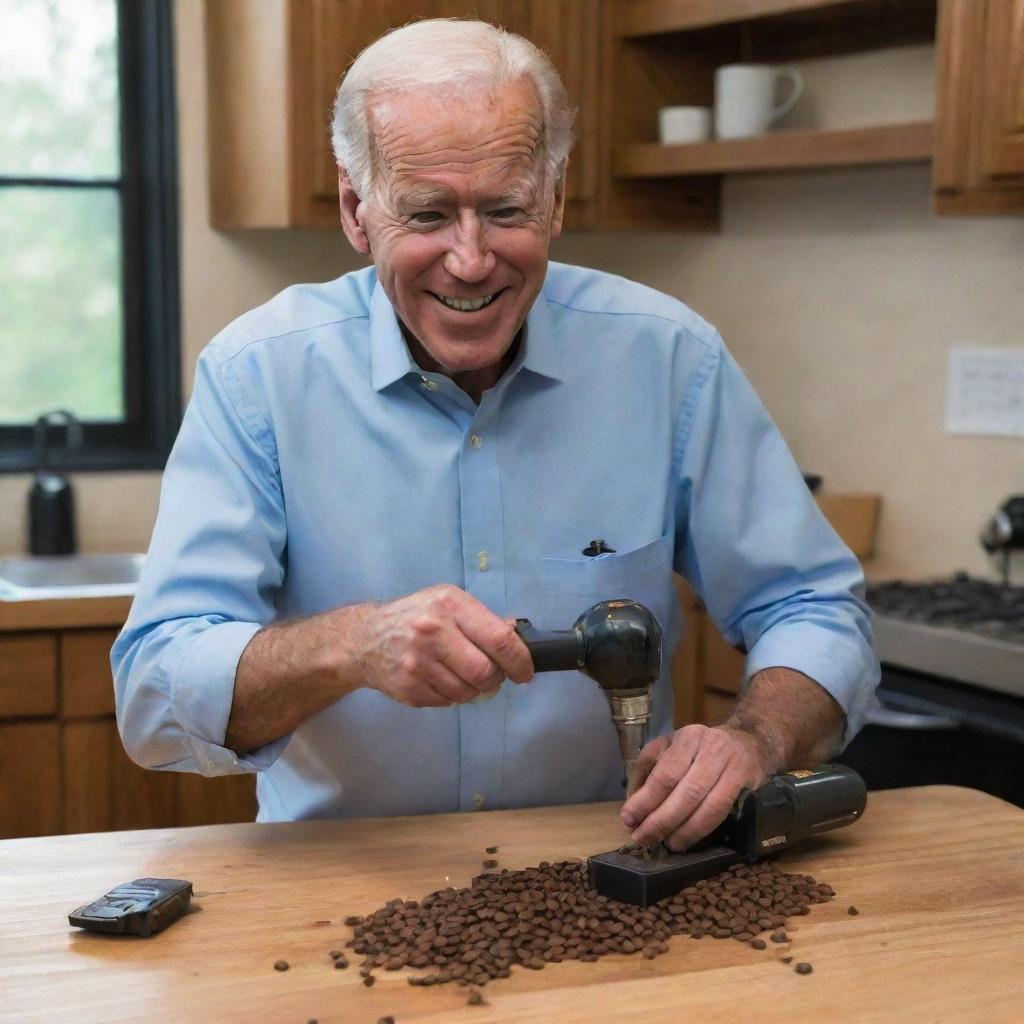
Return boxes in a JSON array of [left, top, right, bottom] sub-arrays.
[[430, 288, 506, 312]]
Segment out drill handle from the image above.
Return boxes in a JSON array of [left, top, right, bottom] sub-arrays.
[[514, 619, 583, 674]]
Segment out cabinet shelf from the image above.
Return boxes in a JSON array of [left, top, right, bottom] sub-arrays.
[[613, 121, 934, 177], [616, 0, 937, 41]]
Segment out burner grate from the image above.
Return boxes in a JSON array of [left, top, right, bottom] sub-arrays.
[[867, 573, 1024, 643]]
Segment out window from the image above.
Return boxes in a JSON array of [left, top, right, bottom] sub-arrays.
[[0, 0, 179, 472]]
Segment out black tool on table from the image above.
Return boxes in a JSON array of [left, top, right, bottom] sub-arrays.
[[588, 764, 867, 907], [68, 878, 194, 936]]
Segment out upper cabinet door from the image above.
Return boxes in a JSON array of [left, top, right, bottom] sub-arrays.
[[978, 0, 1024, 180], [297, 0, 599, 225], [934, 0, 1024, 213], [305, 1, 436, 208]]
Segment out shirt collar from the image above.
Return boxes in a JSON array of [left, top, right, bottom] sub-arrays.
[[369, 276, 418, 391], [368, 272, 564, 393]]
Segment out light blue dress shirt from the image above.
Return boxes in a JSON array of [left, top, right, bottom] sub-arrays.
[[112, 262, 878, 822]]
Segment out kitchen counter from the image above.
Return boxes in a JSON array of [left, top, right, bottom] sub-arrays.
[[0, 594, 131, 632], [1, 785, 1021, 1023]]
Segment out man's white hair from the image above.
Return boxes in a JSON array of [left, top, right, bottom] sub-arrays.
[[331, 18, 575, 199]]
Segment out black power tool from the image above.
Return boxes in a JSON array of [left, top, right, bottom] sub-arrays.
[[514, 599, 662, 790], [589, 764, 867, 907]]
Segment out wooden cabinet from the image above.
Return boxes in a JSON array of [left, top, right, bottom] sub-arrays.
[[206, 0, 1024, 227], [207, 0, 604, 228], [0, 722, 61, 838], [935, 0, 1024, 212], [0, 621, 256, 840], [0, 633, 57, 717]]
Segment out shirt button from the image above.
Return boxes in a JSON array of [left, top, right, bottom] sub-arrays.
[[477, 551, 489, 572], [470, 433, 482, 449]]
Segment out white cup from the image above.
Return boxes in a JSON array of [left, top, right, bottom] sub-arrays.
[[658, 105, 711, 145], [714, 63, 804, 139]]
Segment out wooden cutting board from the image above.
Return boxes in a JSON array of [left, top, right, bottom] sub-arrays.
[[1, 785, 1022, 1023]]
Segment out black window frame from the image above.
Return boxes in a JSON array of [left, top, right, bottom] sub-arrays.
[[0, 0, 180, 473]]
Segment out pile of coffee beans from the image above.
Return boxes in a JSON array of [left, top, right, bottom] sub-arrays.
[[341, 857, 834, 988]]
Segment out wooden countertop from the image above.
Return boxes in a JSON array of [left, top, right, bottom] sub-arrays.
[[0, 595, 131, 632], [1, 785, 1021, 1023]]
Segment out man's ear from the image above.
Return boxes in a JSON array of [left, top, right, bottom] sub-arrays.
[[338, 167, 371, 255], [549, 156, 568, 241]]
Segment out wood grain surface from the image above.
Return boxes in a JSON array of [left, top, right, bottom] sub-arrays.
[[0, 595, 131, 633], [1, 786, 1023, 1023]]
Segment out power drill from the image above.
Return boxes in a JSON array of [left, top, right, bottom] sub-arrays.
[[515, 600, 868, 907], [514, 598, 661, 791]]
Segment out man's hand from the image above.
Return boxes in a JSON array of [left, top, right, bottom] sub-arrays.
[[619, 724, 774, 851], [616, 667, 847, 852], [356, 584, 534, 707]]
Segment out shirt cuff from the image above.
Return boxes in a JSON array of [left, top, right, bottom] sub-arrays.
[[743, 622, 880, 750], [170, 620, 290, 776]]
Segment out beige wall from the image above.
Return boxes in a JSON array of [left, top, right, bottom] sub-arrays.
[[2, 12, 1021, 584]]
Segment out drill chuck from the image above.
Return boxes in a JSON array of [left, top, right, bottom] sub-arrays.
[[604, 688, 652, 790]]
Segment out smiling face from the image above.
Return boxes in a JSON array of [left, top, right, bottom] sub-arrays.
[[338, 78, 564, 393]]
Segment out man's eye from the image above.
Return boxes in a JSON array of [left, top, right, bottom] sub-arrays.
[[491, 207, 525, 220], [409, 211, 444, 225]]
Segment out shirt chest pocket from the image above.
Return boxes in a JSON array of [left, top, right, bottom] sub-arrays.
[[539, 533, 676, 633]]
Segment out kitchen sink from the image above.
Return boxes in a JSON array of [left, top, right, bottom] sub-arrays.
[[0, 553, 145, 600]]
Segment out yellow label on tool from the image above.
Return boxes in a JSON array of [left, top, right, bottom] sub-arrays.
[[785, 769, 818, 779]]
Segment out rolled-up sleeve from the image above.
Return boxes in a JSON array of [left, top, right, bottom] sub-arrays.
[[111, 342, 290, 775], [674, 334, 879, 748]]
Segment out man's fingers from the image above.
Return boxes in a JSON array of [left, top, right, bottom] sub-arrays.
[[437, 632, 503, 693], [428, 660, 486, 705], [456, 605, 534, 683], [622, 736, 669, 805], [664, 766, 749, 852], [628, 741, 728, 847], [620, 728, 702, 829], [399, 678, 455, 708]]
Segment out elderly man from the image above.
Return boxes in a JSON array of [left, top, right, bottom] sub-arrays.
[[113, 19, 877, 852]]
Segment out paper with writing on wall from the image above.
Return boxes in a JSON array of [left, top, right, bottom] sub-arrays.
[[945, 346, 1024, 438]]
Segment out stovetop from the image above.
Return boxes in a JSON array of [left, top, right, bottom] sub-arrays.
[[867, 574, 1024, 643], [866, 574, 1024, 699]]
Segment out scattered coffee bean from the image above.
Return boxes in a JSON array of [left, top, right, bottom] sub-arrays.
[[363, 975, 376, 988], [795, 962, 813, 974], [486, 846, 498, 854], [770, 931, 788, 943], [273, 960, 289, 972], [782, 956, 793, 964], [847, 906, 859, 915], [467, 988, 486, 1005], [378, 1017, 395, 1024], [344, 915, 363, 926], [483, 859, 499, 869], [333, 956, 349, 969], [751, 938, 767, 950], [340, 858, 834, 989]]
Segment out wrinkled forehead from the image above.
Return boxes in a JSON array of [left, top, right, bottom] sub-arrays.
[[366, 79, 548, 199]]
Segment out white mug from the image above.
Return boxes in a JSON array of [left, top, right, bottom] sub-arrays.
[[658, 105, 711, 145], [714, 64, 804, 139]]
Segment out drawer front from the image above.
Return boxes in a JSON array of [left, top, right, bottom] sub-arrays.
[[0, 722, 61, 838], [0, 633, 58, 717], [61, 629, 119, 718]]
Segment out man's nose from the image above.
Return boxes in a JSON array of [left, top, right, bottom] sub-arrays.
[[443, 216, 496, 282]]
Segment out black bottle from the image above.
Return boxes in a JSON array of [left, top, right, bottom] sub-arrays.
[[29, 411, 82, 556]]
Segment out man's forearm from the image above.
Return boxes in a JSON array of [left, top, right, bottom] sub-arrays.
[[723, 666, 846, 775], [225, 603, 373, 756]]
